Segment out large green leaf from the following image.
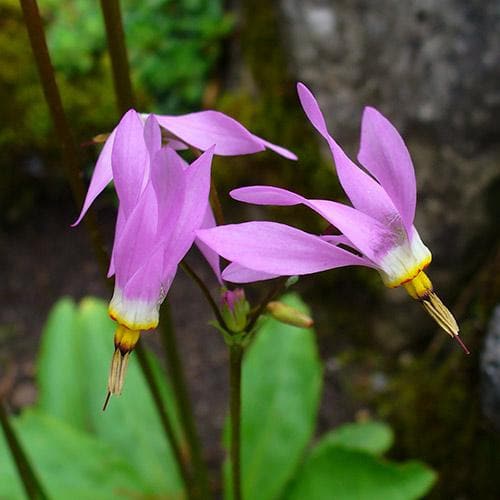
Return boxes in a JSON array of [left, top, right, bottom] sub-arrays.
[[224, 293, 323, 500], [286, 443, 436, 500], [0, 409, 148, 499], [318, 421, 394, 456], [36, 297, 184, 495], [36, 297, 86, 428]]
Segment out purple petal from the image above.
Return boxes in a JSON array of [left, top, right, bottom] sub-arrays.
[[112, 110, 149, 219], [151, 147, 186, 235], [143, 114, 162, 160], [358, 106, 416, 234], [297, 83, 401, 227], [196, 221, 371, 277], [222, 262, 280, 283], [251, 134, 298, 160], [155, 111, 264, 156], [122, 246, 164, 303], [195, 205, 222, 283], [162, 147, 215, 266], [113, 183, 159, 290], [231, 185, 397, 264], [320, 234, 355, 247], [72, 129, 116, 226]]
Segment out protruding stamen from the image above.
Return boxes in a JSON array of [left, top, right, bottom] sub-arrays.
[[453, 334, 470, 355], [403, 271, 466, 353], [103, 325, 141, 410], [421, 292, 459, 337]]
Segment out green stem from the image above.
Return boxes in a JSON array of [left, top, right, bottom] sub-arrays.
[[0, 402, 49, 500], [159, 302, 212, 499], [99, 0, 135, 114], [209, 178, 225, 226], [19, 0, 108, 278], [180, 261, 228, 330], [229, 344, 243, 500], [135, 345, 194, 497]]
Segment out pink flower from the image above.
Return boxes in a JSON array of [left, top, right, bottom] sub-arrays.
[[197, 83, 467, 351]]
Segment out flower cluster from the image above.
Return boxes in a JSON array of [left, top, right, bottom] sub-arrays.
[[77, 83, 466, 403]]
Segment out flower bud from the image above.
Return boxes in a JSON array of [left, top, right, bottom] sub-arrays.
[[221, 288, 250, 333], [266, 301, 314, 328]]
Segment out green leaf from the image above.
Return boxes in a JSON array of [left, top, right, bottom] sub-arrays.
[[224, 293, 322, 500], [36, 297, 184, 496], [286, 444, 436, 500], [318, 421, 394, 456], [36, 297, 86, 429], [0, 409, 148, 499]]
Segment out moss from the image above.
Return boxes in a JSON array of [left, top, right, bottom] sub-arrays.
[[376, 339, 500, 499]]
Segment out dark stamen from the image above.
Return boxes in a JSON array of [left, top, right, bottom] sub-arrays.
[[453, 334, 470, 355], [102, 391, 112, 411]]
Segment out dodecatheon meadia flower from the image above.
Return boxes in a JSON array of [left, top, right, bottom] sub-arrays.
[[75, 109, 217, 405], [196, 83, 468, 353]]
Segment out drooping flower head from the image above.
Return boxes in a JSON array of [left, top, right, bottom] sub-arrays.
[[197, 83, 467, 352], [75, 107, 297, 403]]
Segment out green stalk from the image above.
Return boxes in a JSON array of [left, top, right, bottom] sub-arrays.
[[0, 402, 49, 500], [99, 0, 135, 114], [229, 344, 243, 500], [19, 0, 108, 278], [159, 302, 212, 499], [20, 1, 193, 496], [135, 345, 193, 497]]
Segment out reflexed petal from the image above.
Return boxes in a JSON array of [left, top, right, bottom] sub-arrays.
[[222, 262, 280, 283], [231, 185, 397, 263], [358, 106, 416, 233], [143, 115, 162, 161], [72, 129, 116, 226], [320, 234, 355, 247], [251, 134, 298, 160], [297, 83, 400, 225], [151, 147, 186, 235], [110, 247, 164, 330], [195, 205, 222, 283], [162, 147, 215, 266], [155, 111, 264, 156], [107, 206, 125, 278], [113, 183, 158, 289], [112, 110, 149, 219], [196, 221, 370, 276], [123, 246, 164, 304]]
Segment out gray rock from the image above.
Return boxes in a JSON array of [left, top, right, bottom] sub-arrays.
[[481, 305, 500, 430], [279, 0, 500, 152]]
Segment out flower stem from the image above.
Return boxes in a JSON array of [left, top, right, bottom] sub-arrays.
[[135, 344, 194, 498], [19, 0, 108, 278], [180, 261, 228, 330], [229, 344, 243, 500], [98, 0, 135, 115], [159, 302, 212, 499], [0, 402, 49, 500]]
